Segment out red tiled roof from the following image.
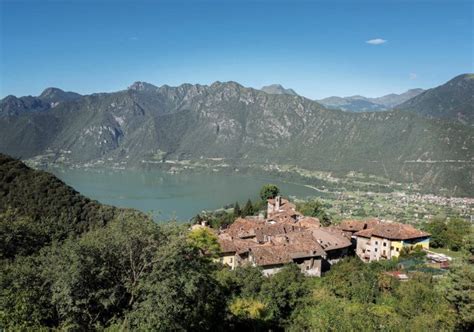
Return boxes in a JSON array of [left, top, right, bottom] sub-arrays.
[[338, 218, 381, 232], [311, 228, 352, 251], [249, 239, 324, 267], [298, 216, 321, 228], [354, 222, 430, 240], [224, 217, 266, 239]]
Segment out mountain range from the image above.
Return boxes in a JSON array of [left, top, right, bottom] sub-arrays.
[[317, 89, 425, 112], [0, 74, 472, 196], [258, 83, 425, 112]]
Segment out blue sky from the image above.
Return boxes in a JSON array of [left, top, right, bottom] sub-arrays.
[[1, 0, 472, 99]]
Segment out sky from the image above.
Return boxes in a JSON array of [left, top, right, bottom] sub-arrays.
[[0, 0, 472, 99]]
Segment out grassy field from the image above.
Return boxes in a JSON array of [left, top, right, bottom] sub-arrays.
[[429, 247, 465, 259]]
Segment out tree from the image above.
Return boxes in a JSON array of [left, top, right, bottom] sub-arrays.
[[123, 231, 225, 331], [216, 266, 265, 299], [445, 263, 474, 330], [425, 217, 448, 248], [0, 255, 57, 330], [259, 264, 309, 327], [445, 218, 471, 251], [242, 199, 255, 217], [425, 216, 471, 251], [40, 215, 165, 330], [229, 297, 268, 330], [187, 227, 220, 258], [259, 184, 280, 201], [324, 258, 379, 303], [233, 202, 241, 217], [296, 200, 332, 226]]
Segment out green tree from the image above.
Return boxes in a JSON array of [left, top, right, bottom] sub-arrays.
[[0, 255, 56, 330], [187, 227, 220, 257], [445, 263, 474, 330], [297, 200, 332, 226], [41, 215, 165, 329], [259, 184, 280, 201], [124, 231, 225, 331], [233, 201, 241, 217], [216, 265, 265, 299], [242, 199, 255, 217], [259, 264, 309, 327], [229, 297, 268, 330], [445, 218, 471, 251], [425, 217, 448, 248]]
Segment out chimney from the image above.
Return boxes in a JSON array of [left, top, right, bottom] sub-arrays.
[[275, 196, 281, 210]]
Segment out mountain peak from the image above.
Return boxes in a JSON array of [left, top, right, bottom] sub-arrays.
[[40, 87, 65, 98], [128, 81, 158, 92], [261, 84, 298, 96], [39, 87, 81, 103]]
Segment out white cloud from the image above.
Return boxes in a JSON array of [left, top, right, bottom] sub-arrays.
[[366, 38, 387, 45], [409, 73, 418, 80]]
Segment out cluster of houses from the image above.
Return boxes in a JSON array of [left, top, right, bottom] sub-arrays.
[[208, 196, 431, 276]]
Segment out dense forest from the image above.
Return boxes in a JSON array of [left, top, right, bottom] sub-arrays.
[[1, 155, 473, 331]]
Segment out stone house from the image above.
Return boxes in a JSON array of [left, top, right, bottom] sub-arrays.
[[354, 222, 430, 262]]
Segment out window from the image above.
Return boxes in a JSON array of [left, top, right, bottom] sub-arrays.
[[374, 248, 378, 252], [383, 242, 387, 247], [229, 258, 233, 263], [390, 246, 394, 250], [396, 248, 399, 252], [375, 241, 378, 245]]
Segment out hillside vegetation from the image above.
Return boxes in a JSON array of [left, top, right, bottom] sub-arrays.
[[0, 153, 122, 258]]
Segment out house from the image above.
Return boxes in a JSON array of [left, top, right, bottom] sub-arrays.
[[354, 222, 430, 262], [336, 218, 382, 251], [310, 227, 352, 265], [337, 218, 381, 237]]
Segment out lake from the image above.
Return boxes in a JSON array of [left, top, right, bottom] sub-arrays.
[[51, 168, 326, 221]]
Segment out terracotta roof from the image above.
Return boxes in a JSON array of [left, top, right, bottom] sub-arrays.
[[254, 223, 305, 242], [298, 216, 321, 229], [267, 210, 301, 223], [338, 218, 381, 232], [249, 239, 324, 267], [311, 228, 352, 251], [218, 238, 237, 254], [224, 217, 266, 239], [218, 234, 260, 254], [250, 246, 293, 266], [354, 222, 430, 240]]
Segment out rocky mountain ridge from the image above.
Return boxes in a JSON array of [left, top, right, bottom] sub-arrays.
[[0, 75, 472, 196], [317, 89, 425, 112]]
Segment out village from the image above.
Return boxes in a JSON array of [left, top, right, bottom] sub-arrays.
[[193, 195, 446, 277]]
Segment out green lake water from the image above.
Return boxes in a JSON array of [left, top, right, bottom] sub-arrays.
[[51, 168, 325, 221]]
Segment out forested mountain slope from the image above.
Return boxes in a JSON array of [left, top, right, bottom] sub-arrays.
[[0, 154, 121, 258], [0, 78, 472, 195], [397, 74, 474, 125]]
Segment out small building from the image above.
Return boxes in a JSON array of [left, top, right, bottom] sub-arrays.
[[354, 222, 430, 262], [267, 196, 302, 222]]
